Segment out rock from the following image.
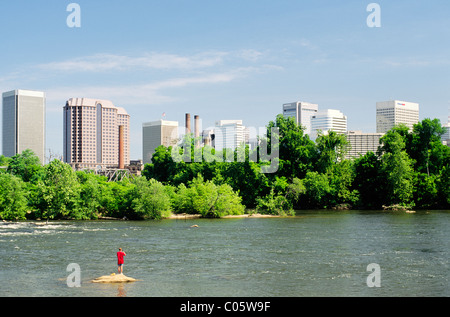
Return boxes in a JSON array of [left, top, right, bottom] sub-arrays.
[[91, 274, 138, 283], [382, 204, 413, 212]]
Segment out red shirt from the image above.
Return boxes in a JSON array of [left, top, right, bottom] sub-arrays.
[[117, 251, 126, 265]]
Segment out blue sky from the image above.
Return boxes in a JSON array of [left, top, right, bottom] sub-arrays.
[[1, 0, 449, 161]]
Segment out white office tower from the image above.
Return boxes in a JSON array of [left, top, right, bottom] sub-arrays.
[[282, 101, 318, 135], [310, 109, 347, 140], [445, 109, 450, 142], [2, 90, 46, 164], [346, 131, 384, 159], [442, 123, 450, 146], [142, 120, 179, 164], [376, 100, 419, 133], [214, 120, 247, 151]]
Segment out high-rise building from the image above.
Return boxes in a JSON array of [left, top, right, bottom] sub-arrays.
[[282, 101, 318, 135], [345, 131, 384, 159], [2, 89, 46, 164], [63, 98, 130, 169], [443, 109, 450, 146], [310, 109, 347, 140], [376, 100, 419, 133], [142, 120, 179, 164], [214, 120, 248, 151], [442, 123, 450, 146]]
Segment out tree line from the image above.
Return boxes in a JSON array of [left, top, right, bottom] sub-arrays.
[[142, 115, 450, 213], [1, 115, 449, 220], [0, 149, 245, 221]]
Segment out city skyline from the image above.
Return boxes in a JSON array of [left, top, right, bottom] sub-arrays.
[[0, 1, 449, 161]]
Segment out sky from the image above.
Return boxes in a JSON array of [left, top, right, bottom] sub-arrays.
[[1, 0, 449, 161]]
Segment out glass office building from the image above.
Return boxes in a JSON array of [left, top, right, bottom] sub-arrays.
[[2, 90, 46, 164]]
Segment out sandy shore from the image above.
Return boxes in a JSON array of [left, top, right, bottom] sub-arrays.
[[166, 213, 280, 219]]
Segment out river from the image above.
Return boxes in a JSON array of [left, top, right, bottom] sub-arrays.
[[0, 210, 448, 297]]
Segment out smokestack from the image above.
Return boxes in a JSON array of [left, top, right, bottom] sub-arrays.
[[194, 115, 200, 148], [185, 113, 191, 135], [119, 125, 124, 169], [194, 115, 200, 138]]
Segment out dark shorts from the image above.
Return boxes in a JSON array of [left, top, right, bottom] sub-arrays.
[[118, 264, 123, 267]]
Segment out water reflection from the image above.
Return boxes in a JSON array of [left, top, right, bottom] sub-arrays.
[[117, 284, 126, 297]]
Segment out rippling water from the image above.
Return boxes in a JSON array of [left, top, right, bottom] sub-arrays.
[[0, 210, 448, 297]]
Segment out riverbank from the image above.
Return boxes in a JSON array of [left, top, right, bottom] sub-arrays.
[[5, 208, 429, 223], [166, 213, 281, 220]]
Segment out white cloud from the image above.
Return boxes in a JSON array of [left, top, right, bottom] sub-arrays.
[[45, 69, 250, 106], [35, 49, 276, 74], [237, 49, 264, 62], [37, 51, 230, 73], [5, 49, 283, 110], [382, 58, 434, 68]]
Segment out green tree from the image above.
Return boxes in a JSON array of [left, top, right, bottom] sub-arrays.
[[353, 151, 383, 209], [142, 145, 178, 184], [0, 173, 28, 220], [130, 177, 172, 220], [7, 149, 43, 182], [410, 118, 448, 175], [377, 124, 412, 157], [216, 161, 270, 208], [315, 131, 349, 173], [186, 175, 219, 216], [302, 171, 332, 209], [327, 160, 359, 209], [0, 155, 12, 167], [437, 166, 450, 208], [172, 175, 245, 217], [266, 114, 317, 179], [413, 173, 438, 209], [98, 178, 135, 218], [214, 182, 246, 217], [76, 171, 102, 219], [379, 131, 414, 207], [256, 188, 294, 216], [35, 160, 81, 220], [285, 178, 306, 210]]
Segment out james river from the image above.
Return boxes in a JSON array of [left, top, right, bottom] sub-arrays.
[[0, 210, 448, 297]]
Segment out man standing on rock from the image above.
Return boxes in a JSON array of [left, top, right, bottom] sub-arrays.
[[117, 248, 126, 274]]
